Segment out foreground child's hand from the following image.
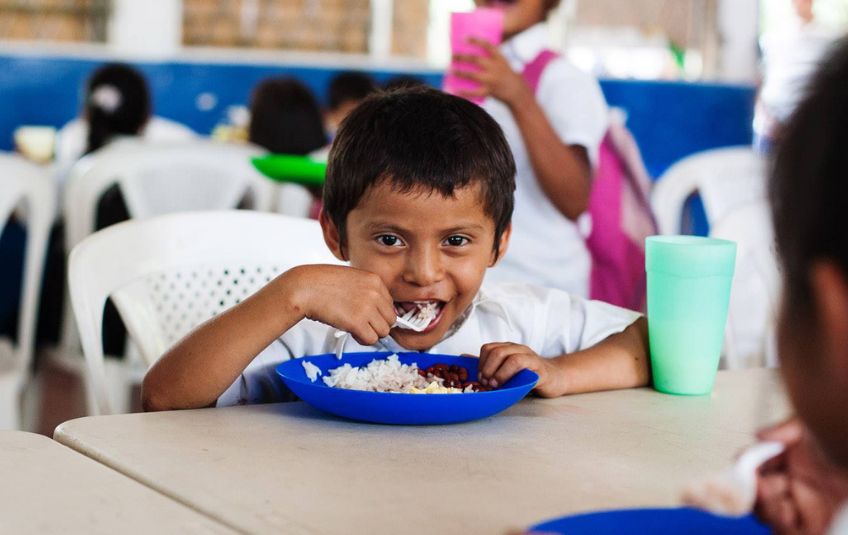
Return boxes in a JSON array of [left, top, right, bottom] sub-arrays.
[[474, 343, 563, 397], [754, 418, 848, 535], [284, 265, 396, 345]]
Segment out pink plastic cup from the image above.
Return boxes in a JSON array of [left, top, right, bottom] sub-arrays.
[[443, 8, 505, 105]]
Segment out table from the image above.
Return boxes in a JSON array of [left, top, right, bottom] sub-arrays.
[[55, 369, 790, 535], [0, 431, 236, 534]]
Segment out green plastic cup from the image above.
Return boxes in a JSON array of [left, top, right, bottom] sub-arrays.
[[646, 236, 737, 395]]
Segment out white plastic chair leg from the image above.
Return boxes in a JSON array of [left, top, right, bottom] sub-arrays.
[[0, 378, 22, 431], [104, 359, 133, 414]]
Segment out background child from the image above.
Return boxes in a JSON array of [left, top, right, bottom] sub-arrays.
[[451, 0, 608, 297], [324, 71, 377, 140], [248, 77, 327, 218], [142, 88, 649, 412], [754, 38, 848, 534]]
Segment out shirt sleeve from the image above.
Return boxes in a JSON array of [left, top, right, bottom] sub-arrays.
[[537, 59, 609, 168], [216, 339, 296, 407], [540, 290, 642, 357]]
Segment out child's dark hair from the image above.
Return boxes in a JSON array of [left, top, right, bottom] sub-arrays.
[[328, 71, 377, 111], [324, 87, 516, 257], [249, 77, 326, 155], [383, 75, 427, 92], [84, 63, 151, 154], [770, 37, 848, 317]]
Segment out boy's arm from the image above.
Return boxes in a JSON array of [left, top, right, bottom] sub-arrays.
[[142, 265, 396, 412], [476, 317, 650, 397], [452, 39, 593, 221]]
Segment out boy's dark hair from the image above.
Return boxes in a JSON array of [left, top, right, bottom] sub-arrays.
[[249, 77, 326, 155], [324, 87, 516, 258], [84, 63, 151, 155], [328, 71, 378, 110], [770, 37, 848, 316], [383, 75, 427, 92]]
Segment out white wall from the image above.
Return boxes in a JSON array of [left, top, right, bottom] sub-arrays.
[[718, 0, 760, 82], [108, 0, 183, 57]]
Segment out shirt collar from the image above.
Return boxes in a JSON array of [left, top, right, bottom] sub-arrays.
[[501, 23, 549, 69]]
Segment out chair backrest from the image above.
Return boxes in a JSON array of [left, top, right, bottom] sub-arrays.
[[652, 147, 766, 235], [709, 201, 780, 369], [63, 138, 276, 251], [0, 152, 56, 371], [68, 210, 343, 414]]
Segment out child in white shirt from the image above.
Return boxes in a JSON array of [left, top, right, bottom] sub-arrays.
[[142, 87, 649, 411], [451, 0, 608, 296]]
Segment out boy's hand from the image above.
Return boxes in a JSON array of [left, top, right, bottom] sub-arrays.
[[473, 343, 563, 397], [452, 38, 531, 106], [754, 418, 848, 534], [284, 265, 396, 346]]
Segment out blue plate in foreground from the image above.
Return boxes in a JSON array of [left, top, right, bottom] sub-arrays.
[[531, 508, 770, 534], [276, 352, 538, 425]]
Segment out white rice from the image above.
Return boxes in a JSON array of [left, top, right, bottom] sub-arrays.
[[322, 354, 431, 393], [302, 360, 323, 382]]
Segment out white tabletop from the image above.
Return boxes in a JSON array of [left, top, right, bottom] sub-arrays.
[[55, 369, 789, 535], [0, 431, 236, 534]]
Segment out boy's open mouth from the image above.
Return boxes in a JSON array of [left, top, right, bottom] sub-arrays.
[[393, 300, 447, 334]]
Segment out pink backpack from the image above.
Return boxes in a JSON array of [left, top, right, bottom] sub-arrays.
[[523, 51, 657, 311]]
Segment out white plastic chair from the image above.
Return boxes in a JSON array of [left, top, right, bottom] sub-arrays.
[[56, 138, 279, 412], [709, 201, 780, 370], [0, 153, 56, 429], [68, 210, 343, 415], [652, 147, 767, 235]]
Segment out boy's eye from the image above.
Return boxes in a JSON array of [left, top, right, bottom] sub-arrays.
[[378, 235, 402, 247], [445, 236, 469, 247]]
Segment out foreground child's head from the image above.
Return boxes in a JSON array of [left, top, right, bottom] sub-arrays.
[[771, 37, 848, 468], [321, 87, 515, 350]]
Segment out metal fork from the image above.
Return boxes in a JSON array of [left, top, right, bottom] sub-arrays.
[[332, 307, 433, 352]]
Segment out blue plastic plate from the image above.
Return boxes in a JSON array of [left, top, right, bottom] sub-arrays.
[[276, 351, 538, 425], [531, 508, 771, 534]]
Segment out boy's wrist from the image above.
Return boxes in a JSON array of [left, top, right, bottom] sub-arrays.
[[275, 266, 311, 322]]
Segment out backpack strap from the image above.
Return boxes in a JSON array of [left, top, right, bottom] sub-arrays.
[[522, 49, 560, 94]]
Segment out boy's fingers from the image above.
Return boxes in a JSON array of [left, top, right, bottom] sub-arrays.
[[478, 345, 513, 380], [492, 353, 531, 387], [757, 417, 803, 444]]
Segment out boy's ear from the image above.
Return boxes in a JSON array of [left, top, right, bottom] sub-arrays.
[[810, 260, 848, 379], [319, 210, 347, 262], [489, 223, 512, 267]]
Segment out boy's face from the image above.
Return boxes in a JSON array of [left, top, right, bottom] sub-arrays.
[[323, 181, 509, 351], [778, 261, 848, 469]]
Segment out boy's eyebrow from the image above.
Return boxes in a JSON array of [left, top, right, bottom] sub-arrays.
[[364, 222, 486, 234]]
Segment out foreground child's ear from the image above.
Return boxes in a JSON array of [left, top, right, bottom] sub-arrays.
[[810, 260, 848, 380], [489, 223, 512, 267], [319, 210, 347, 262]]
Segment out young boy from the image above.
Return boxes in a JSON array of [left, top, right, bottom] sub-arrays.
[[142, 88, 649, 411], [753, 38, 848, 534]]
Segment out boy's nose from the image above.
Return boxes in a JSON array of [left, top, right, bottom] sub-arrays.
[[403, 247, 445, 286]]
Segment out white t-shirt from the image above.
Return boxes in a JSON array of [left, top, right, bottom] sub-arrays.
[[217, 281, 641, 406], [758, 20, 837, 124], [829, 505, 848, 535], [483, 24, 609, 297], [54, 116, 196, 183]]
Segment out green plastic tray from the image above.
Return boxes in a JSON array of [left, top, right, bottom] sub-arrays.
[[252, 154, 326, 186]]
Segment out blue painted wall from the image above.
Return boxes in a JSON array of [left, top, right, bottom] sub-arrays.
[[0, 53, 755, 177]]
